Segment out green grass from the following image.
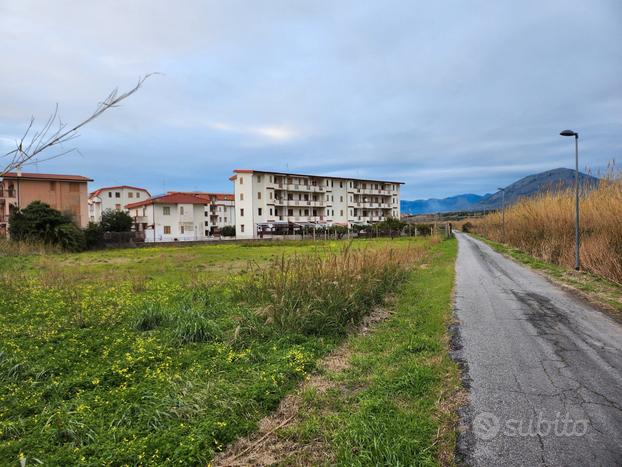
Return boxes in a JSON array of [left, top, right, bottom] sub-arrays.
[[474, 234, 622, 317], [277, 238, 460, 465], [0, 237, 442, 465]]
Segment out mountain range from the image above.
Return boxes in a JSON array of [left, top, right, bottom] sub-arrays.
[[400, 168, 599, 215]]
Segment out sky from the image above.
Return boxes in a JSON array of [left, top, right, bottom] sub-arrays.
[[1, 0, 621, 199]]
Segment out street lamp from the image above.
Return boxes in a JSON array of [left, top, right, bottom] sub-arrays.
[[560, 129, 580, 270], [497, 187, 506, 243]]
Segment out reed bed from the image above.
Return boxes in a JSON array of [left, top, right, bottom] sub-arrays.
[[236, 240, 432, 334], [473, 173, 622, 284]]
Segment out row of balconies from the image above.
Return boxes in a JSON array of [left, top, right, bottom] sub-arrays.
[[268, 214, 388, 223], [270, 199, 395, 209], [269, 183, 396, 197]]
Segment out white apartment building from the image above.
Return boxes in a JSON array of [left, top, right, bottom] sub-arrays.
[[230, 169, 402, 239], [88, 185, 150, 222], [125, 192, 235, 242]]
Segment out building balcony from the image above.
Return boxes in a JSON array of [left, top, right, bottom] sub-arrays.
[[276, 183, 325, 193], [133, 215, 149, 223], [0, 189, 16, 199]]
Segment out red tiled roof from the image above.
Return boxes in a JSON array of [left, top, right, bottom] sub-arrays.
[[90, 185, 150, 198], [125, 192, 213, 210], [2, 172, 93, 182], [169, 191, 234, 202]]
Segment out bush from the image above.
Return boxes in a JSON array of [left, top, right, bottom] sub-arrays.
[[461, 222, 473, 233], [84, 222, 105, 249], [101, 209, 133, 232], [8, 201, 86, 251], [221, 225, 236, 237]]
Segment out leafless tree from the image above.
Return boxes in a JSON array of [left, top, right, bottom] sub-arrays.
[[1, 73, 156, 177]]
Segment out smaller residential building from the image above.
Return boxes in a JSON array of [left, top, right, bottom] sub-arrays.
[[1, 171, 93, 236], [125, 192, 235, 242], [88, 185, 150, 222]]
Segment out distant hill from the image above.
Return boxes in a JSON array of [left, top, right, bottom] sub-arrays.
[[401, 168, 600, 215], [400, 193, 487, 215]]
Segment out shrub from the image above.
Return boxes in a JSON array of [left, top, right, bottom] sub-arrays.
[[221, 225, 236, 237], [84, 222, 105, 249], [461, 222, 473, 233], [8, 201, 86, 251], [101, 209, 133, 232]]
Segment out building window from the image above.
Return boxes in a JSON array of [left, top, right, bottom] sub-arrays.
[[257, 175, 262, 182], [239, 176, 244, 185], [137, 192, 141, 198], [288, 208, 293, 216], [269, 208, 273, 216], [164, 226, 171, 234], [163, 206, 171, 215], [128, 192, 134, 198], [180, 226, 185, 234], [340, 210, 344, 216], [240, 193, 244, 201], [115, 192, 121, 198], [115, 204, 121, 210], [108, 192, 112, 198], [240, 208, 244, 217], [304, 209, 309, 216], [257, 192, 262, 200], [240, 224, 245, 233], [205, 221, 209, 226], [258, 208, 262, 215], [180, 206, 184, 215], [224, 217, 227, 223], [340, 196, 343, 202]]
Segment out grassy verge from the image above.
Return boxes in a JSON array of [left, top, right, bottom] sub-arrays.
[[261, 238, 461, 465], [474, 234, 622, 319], [0, 237, 435, 465]]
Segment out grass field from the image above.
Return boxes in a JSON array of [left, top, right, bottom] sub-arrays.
[[0, 237, 458, 465]]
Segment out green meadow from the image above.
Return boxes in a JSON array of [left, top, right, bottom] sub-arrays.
[[0, 237, 459, 465]]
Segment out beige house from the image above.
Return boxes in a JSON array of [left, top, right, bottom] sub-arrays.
[[126, 191, 235, 242], [230, 169, 402, 239], [88, 185, 150, 222], [0, 172, 93, 237]]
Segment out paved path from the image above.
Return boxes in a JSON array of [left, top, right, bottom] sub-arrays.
[[453, 233, 622, 466]]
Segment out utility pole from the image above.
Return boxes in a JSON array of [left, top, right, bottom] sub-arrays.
[[497, 187, 506, 243], [560, 130, 581, 270]]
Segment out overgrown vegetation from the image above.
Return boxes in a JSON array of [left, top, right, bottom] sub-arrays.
[[471, 171, 622, 283], [237, 241, 431, 334], [285, 239, 459, 465], [0, 237, 446, 465]]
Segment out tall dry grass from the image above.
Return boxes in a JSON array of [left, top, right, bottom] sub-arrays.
[[0, 238, 61, 257], [235, 240, 433, 335], [473, 172, 622, 284]]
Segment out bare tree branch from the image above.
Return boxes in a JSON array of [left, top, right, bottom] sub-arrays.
[[1, 73, 157, 177]]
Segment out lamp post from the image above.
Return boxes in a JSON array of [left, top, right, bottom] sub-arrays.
[[497, 187, 506, 243], [560, 129, 580, 270]]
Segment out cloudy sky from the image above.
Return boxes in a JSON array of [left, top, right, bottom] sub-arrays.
[[1, 1, 621, 199]]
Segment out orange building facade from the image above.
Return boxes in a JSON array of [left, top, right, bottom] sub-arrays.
[[0, 172, 93, 237]]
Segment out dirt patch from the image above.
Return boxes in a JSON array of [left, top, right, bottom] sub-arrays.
[[212, 304, 391, 467]]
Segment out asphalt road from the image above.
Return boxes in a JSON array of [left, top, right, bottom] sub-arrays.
[[453, 233, 622, 466]]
